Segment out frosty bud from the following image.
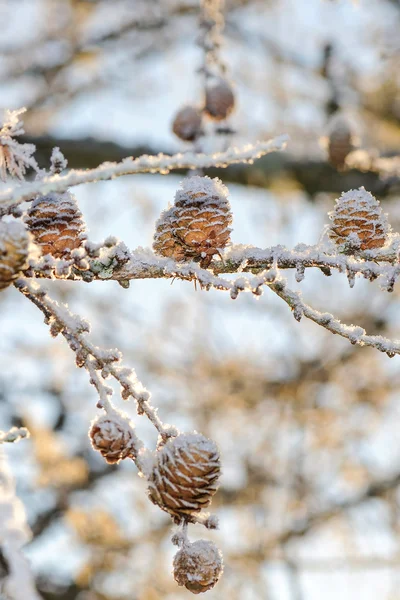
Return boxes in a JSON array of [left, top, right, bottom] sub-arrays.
[[172, 106, 203, 142], [25, 190, 86, 259], [328, 187, 389, 252], [173, 540, 223, 594], [153, 176, 232, 268], [204, 79, 235, 121], [0, 221, 31, 290], [148, 432, 220, 521], [89, 412, 137, 464]]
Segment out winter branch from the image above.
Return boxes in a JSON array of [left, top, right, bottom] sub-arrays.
[[0, 135, 289, 216], [28, 240, 400, 292], [15, 277, 176, 455]]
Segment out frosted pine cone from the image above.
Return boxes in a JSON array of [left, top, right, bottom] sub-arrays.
[[328, 187, 389, 252], [173, 540, 223, 594], [327, 117, 355, 170], [152, 206, 187, 262], [0, 221, 31, 290], [172, 106, 203, 142], [89, 413, 137, 464], [148, 432, 220, 521], [153, 176, 232, 268], [205, 79, 235, 121], [25, 191, 86, 258]]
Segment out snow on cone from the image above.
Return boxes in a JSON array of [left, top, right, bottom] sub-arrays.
[[173, 539, 223, 594], [328, 187, 390, 252], [148, 432, 220, 521], [153, 175, 232, 267], [25, 190, 86, 259], [0, 221, 31, 290], [89, 412, 137, 465]]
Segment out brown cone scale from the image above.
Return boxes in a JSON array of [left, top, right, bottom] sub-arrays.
[[148, 433, 220, 522], [89, 414, 136, 465], [25, 191, 85, 259], [328, 187, 389, 252], [153, 176, 232, 268]]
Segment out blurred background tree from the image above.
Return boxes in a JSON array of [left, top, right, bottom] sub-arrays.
[[1, 0, 400, 599]]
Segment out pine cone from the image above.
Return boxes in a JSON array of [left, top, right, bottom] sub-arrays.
[[0, 221, 30, 290], [89, 413, 136, 464], [328, 187, 389, 252], [25, 191, 86, 259], [172, 106, 203, 142], [148, 432, 220, 521], [205, 79, 235, 121], [328, 124, 354, 171], [152, 206, 187, 262], [173, 540, 223, 594], [153, 176, 232, 268]]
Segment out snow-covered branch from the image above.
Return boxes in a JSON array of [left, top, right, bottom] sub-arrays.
[[27, 248, 400, 357], [265, 273, 400, 357], [0, 427, 30, 444], [28, 240, 400, 293], [15, 278, 177, 449], [0, 135, 289, 216]]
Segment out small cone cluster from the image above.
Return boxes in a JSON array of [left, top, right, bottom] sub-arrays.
[[204, 78, 235, 121], [89, 413, 136, 465], [173, 540, 223, 594], [148, 432, 220, 521], [328, 187, 389, 252], [153, 176, 232, 268], [172, 106, 203, 142], [171, 79, 235, 141], [25, 190, 86, 259], [0, 220, 31, 290], [327, 118, 355, 170]]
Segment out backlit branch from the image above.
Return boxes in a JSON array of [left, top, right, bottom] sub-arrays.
[[0, 135, 288, 216]]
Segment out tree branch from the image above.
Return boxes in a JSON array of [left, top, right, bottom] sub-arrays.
[[0, 135, 288, 216], [28, 241, 400, 291], [22, 135, 397, 198]]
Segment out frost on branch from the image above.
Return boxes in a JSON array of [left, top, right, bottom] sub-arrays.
[[0, 108, 38, 182], [0, 427, 30, 444], [153, 175, 232, 268], [328, 187, 390, 253], [0, 135, 289, 213], [173, 539, 224, 594], [49, 147, 68, 175]]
